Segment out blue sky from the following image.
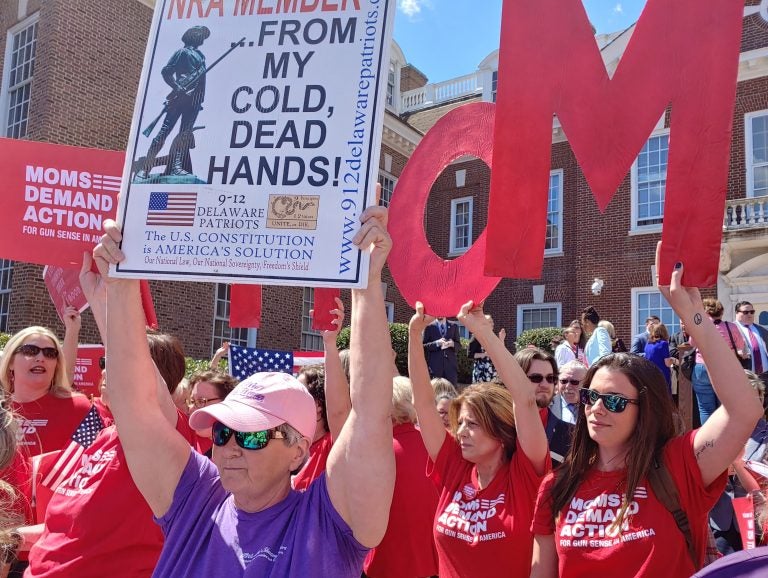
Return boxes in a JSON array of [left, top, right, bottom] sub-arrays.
[[393, 0, 647, 83]]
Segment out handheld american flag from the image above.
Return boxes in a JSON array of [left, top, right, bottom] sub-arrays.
[[41, 404, 105, 490], [229, 345, 294, 380]]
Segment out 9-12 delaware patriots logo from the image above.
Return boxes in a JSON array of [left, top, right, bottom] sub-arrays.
[[146, 192, 197, 226]]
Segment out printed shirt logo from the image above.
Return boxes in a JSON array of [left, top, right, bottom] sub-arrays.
[[558, 487, 655, 549], [462, 484, 476, 499], [17, 419, 47, 446], [436, 490, 508, 544], [243, 546, 288, 565], [55, 448, 117, 496]]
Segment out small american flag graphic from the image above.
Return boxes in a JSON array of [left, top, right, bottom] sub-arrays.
[[42, 405, 105, 490], [229, 345, 294, 380], [146, 192, 197, 226]]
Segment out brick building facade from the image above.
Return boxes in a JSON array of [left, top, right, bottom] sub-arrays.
[[2, 0, 768, 358]]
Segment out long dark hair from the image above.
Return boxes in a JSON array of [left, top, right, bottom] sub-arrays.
[[549, 353, 676, 529]]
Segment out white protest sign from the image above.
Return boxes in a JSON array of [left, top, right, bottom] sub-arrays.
[[113, 0, 394, 288]]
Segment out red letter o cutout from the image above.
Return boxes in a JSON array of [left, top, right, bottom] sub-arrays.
[[388, 102, 501, 316]]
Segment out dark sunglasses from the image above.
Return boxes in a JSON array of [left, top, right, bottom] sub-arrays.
[[211, 421, 285, 451], [15, 344, 59, 359], [528, 373, 556, 384], [740, 310, 756, 315], [559, 378, 581, 386], [98, 356, 106, 370], [580, 388, 639, 413]]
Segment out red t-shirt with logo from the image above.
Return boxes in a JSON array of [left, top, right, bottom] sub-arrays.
[[293, 431, 333, 491], [364, 423, 439, 578], [428, 433, 545, 578], [531, 430, 727, 578], [3, 394, 96, 523], [25, 411, 194, 578]]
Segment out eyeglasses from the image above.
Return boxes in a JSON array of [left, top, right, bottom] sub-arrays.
[[739, 309, 756, 315], [98, 356, 106, 370], [14, 344, 59, 359], [559, 378, 581, 386], [211, 421, 285, 451], [187, 396, 222, 409], [527, 373, 556, 384], [580, 388, 639, 413]]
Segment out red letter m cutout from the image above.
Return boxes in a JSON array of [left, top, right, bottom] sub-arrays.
[[487, 0, 743, 286]]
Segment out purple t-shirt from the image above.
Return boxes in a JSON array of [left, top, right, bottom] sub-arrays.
[[152, 450, 368, 577]]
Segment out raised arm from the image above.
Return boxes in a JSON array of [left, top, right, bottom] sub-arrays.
[[320, 298, 351, 441], [209, 341, 229, 370], [458, 301, 549, 476], [409, 302, 448, 461], [92, 222, 190, 517], [325, 205, 395, 548], [656, 244, 763, 486], [61, 304, 82, 385]]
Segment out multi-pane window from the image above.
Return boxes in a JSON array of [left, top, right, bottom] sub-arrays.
[[635, 134, 669, 228], [450, 197, 473, 254], [747, 112, 768, 197], [545, 170, 563, 253], [211, 283, 251, 355], [491, 70, 498, 103], [386, 64, 396, 107], [378, 172, 396, 208], [301, 288, 323, 351], [633, 289, 680, 336], [517, 304, 562, 336], [4, 17, 38, 138], [0, 260, 13, 332]]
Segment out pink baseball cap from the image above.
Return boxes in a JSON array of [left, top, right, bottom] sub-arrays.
[[188, 372, 317, 439]]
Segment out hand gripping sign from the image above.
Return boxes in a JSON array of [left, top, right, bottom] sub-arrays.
[[389, 0, 744, 315]]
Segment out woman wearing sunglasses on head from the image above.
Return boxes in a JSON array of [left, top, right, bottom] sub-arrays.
[[530, 248, 764, 578], [408, 300, 549, 578], [0, 325, 101, 533]]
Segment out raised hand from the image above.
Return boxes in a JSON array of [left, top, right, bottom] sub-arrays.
[[457, 300, 494, 338], [654, 241, 703, 326], [409, 301, 436, 334]]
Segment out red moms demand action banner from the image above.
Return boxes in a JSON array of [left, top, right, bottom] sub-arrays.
[[0, 138, 123, 267]]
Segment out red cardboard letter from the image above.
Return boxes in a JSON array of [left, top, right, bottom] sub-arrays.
[[488, 0, 743, 285], [388, 103, 502, 316]]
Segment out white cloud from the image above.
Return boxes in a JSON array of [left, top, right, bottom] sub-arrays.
[[399, 0, 424, 18], [613, 3, 623, 14]]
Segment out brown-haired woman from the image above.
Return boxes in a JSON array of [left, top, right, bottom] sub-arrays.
[[187, 370, 238, 456], [530, 255, 764, 578], [409, 300, 548, 578]]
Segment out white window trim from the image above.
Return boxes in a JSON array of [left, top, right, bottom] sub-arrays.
[[631, 286, 681, 337], [300, 287, 324, 352], [449, 196, 474, 256], [378, 170, 397, 208], [384, 301, 395, 323], [545, 169, 564, 257], [746, 109, 768, 198], [516, 303, 562, 337], [629, 128, 670, 234], [0, 12, 39, 138], [211, 284, 257, 356]]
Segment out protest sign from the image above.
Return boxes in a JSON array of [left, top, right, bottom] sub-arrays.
[[0, 138, 122, 267], [43, 266, 89, 322], [114, 0, 395, 289], [733, 495, 757, 550], [388, 0, 743, 314], [72, 345, 105, 398]]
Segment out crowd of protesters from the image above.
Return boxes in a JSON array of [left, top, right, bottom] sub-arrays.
[[0, 206, 767, 577]]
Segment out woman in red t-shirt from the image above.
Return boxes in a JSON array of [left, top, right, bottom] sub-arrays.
[[0, 326, 94, 517], [530, 257, 765, 578], [408, 300, 549, 578]]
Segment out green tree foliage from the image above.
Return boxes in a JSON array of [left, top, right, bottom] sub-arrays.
[[515, 327, 564, 355]]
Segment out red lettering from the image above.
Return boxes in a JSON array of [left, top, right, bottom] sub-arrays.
[[388, 103, 501, 316], [487, 0, 743, 285]]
